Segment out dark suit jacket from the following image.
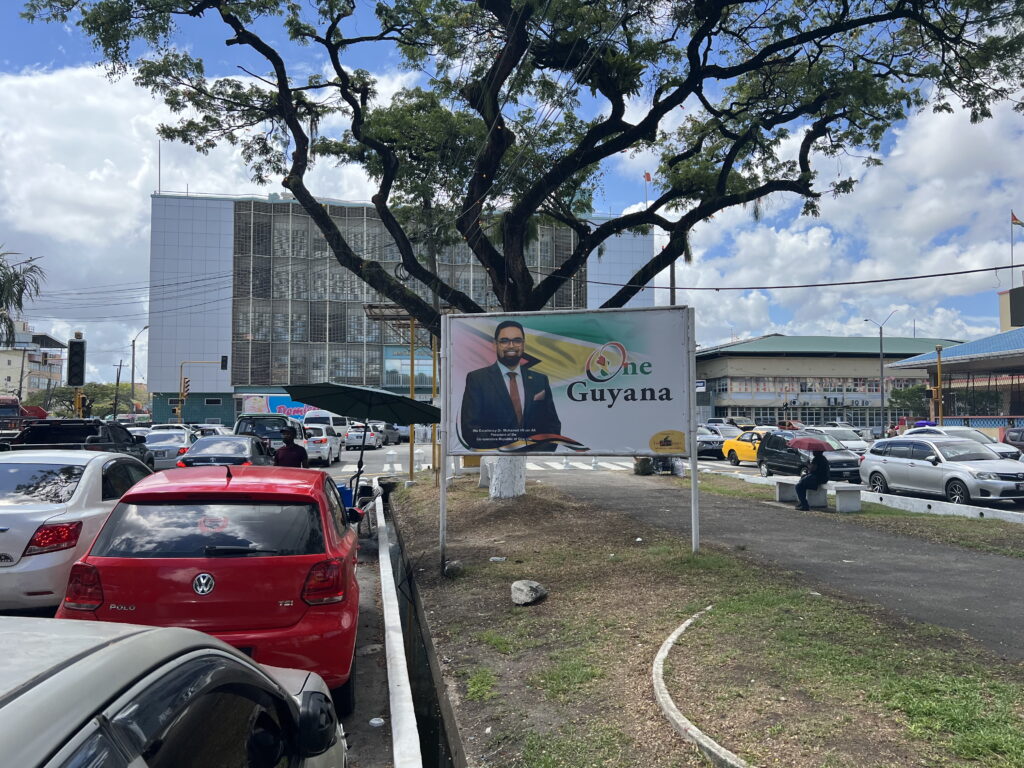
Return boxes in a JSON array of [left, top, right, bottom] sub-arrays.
[[460, 363, 561, 450]]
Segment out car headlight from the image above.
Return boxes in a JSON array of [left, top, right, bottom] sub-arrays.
[[974, 471, 999, 481]]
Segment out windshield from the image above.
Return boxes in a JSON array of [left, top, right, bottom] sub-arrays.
[[947, 428, 995, 444], [697, 426, 712, 435], [0, 464, 85, 504], [235, 417, 292, 439], [91, 501, 325, 558], [827, 429, 861, 441], [305, 426, 325, 436], [935, 441, 999, 462], [146, 431, 188, 445], [715, 425, 742, 437], [304, 416, 328, 425], [189, 438, 252, 456]]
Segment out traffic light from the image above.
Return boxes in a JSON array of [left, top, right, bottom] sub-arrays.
[[220, 355, 228, 370], [67, 339, 86, 387], [182, 377, 191, 396]]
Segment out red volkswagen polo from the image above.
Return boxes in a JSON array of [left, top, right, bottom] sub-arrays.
[[56, 466, 361, 713]]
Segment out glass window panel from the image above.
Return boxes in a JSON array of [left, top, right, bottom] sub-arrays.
[[252, 213, 271, 256], [272, 300, 290, 342], [270, 344, 289, 384], [251, 298, 271, 342], [290, 344, 309, 383], [249, 342, 270, 385], [251, 256, 271, 299], [291, 301, 309, 342], [291, 259, 310, 300], [309, 301, 327, 343], [271, 259, 290, 299], [232, 252, 251, 298], [231, 341, 249, 386], [272, 217, 291, 259], [231, 299, 250, 342]]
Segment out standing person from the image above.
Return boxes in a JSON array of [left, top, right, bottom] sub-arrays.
[[274, 426, 309, 468], [794, 449, 830, 511], [459, 320, 561, 450]]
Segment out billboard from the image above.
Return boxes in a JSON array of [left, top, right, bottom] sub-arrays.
[[443, 307, 692, 456]]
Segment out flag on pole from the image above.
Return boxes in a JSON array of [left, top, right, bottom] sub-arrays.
[[643, 172, 652, 182], [1012, 210, 1024, 227]]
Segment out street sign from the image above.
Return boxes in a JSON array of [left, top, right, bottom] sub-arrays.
[[695, 379, 706, 393]]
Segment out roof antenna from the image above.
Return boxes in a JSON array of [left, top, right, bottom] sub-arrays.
[[225, 465, 233, 481]]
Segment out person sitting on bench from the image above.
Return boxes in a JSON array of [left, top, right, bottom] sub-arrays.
[[795, 449, 829, 511]]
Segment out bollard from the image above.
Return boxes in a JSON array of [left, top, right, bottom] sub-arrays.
[[562, 455, 570, 469], [591, 456, 599, 470], [413, 448, 424, 471], [384, 449, 398, 471]]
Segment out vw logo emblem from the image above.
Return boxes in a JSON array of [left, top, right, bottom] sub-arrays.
[[1018, 474, 1023, 480], [192, 573, 215, 595]]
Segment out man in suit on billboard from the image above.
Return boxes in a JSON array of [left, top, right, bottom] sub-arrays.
[[460, 320, 561, 450]]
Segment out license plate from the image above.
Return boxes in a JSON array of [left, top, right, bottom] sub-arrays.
[[155, 451, 167, 458], [1016, 483, 1024, 491]]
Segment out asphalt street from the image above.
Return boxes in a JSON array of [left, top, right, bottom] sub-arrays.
[[541, 468, 1024, 662]]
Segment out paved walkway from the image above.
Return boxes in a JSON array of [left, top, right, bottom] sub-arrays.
[[541, 469, 1024, 661]]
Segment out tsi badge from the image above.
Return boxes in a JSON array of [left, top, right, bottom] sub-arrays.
[[192, 573, 215, 595]]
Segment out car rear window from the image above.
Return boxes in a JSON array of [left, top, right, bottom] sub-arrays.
[[13, 425, 97, 444], [0, 464, 85, 504], [235, 417, 292, 439], [91, 501, 325, 557], [146, 432, 188, 445], [190, 438, 251, 456]]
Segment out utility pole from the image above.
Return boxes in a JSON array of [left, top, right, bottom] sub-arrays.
[[112, 360, 124, 419]]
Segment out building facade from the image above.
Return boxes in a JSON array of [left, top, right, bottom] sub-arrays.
[[148, 193, 654, 423], [0, 321, 65, 400], [696, 334, 962, 427]]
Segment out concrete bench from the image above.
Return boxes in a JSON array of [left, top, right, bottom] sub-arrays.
[[774, 477, 862, 512]]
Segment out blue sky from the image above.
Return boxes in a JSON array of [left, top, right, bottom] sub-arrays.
[[1, 3, 1021, 383]]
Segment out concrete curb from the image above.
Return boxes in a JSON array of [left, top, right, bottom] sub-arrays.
[[652, 605, 754, 768]]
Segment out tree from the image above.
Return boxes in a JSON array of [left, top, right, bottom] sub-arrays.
[[888, 384, 929, 418], [23, 1, 1024, 338], [25, 382, 136, 419], [0, 247, 44, 346]]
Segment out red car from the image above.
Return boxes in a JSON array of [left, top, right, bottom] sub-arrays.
[[56, 466, 361, 713]]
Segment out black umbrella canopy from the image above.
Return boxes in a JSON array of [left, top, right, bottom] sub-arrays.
[[284, 383, 440, 426]]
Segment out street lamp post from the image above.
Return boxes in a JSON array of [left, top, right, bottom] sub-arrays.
[[865, 311, 898, 431], [130, 325, 149, 405]]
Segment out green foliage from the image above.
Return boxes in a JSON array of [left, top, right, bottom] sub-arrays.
[[23, 0, 1024, 323], [889, 384, 930, 417], [465, 667, 498, 701], [24, 382, 143, 419], [0, 247, 43, 347]]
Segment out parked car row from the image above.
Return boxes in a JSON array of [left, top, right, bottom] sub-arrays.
[[0, 445, 364, 755]]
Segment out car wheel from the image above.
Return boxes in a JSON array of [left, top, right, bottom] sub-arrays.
[[332, 658, 356, 717], [728, 450, 739, 466], [945, 479, 971, 505], [868, 472, 889, 493], [758, 461, 773, 477]]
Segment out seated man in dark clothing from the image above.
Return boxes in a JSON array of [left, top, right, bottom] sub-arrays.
[[795, 449, 829, 510], [274, 427, 309, 468]]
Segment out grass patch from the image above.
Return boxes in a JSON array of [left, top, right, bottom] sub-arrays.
[[531, 650, 604, 699], [466, 667, 499, 701], [688, 587, 1024, 765], [519, 723, 632, 768]]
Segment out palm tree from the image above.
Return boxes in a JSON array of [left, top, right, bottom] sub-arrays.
[[0, 247, 44, 346]]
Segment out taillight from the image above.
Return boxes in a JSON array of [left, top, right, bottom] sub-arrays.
[[302, 559, 346, 605], [64, 563, 103, 610], [311, 438, 326, 444], [176, 460, 187, 467], [177, 446, 189, 455], [24, 521, 82, 556], [241, 461, 252, 466]]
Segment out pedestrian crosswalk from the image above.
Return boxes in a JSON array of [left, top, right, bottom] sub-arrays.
[[336, 459, 639, 474]]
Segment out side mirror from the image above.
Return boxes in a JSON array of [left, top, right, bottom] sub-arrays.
[[134, 435, 146, 444], [925, 454, 939, 465], [297, 691, 337, 757], [347, 506, 365, 524]]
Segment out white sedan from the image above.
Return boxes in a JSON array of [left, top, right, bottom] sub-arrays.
[[343, 423, 383, 450], [0, 450, 151, 611], [304, 424, 343, 465], [0, 617, 348, 768]]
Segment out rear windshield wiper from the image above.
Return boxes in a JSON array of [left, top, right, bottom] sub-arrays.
[[204, 545, 279, 556]]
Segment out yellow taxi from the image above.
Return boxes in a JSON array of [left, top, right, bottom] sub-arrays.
[[722, 427, 774, 466]]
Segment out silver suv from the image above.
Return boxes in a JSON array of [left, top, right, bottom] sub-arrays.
[[859, 436, 1024, 505]]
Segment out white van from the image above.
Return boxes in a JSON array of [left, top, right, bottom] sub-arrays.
[[233, 413, 308, 451], [303, 410, 350, 430]]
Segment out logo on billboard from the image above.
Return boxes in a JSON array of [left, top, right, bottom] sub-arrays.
[[585, 342, 627, 382], [570, 340, 670, 407]]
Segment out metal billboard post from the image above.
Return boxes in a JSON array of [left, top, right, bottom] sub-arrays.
[[439, 314, 450, 573], [687, 306, 700, 554]]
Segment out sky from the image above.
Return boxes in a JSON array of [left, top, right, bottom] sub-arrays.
[[1, 4, 1022, 385]]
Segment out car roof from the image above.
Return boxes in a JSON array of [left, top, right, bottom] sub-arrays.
[[122, 466, 324, 498], [0, 450, 112, 466], [0, 617, 245, 767]]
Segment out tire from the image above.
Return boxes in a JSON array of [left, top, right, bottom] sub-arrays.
[[868, 472, 888, 494], [382, 435, 389, 446], [728, 450, 739, 466], [331, 657, 356, 717], [945, 479, 971, 505], [758, 461, 773, 477]]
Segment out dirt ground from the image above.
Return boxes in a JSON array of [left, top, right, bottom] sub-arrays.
[[393, 476, 1024, 768]]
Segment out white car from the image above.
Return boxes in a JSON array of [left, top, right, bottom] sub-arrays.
[[903, 426, 1021, 461], [0, 450, 152, 611], [805, 426, 870, 454], [0, 617, 348, 768], [343, 423, 383, 450], [304, 424, 343, 465], [144, 428, 198, 469]]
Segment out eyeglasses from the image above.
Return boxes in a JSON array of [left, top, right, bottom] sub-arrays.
[[496, 337, 524, 345]]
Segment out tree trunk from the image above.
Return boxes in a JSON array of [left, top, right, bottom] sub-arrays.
[[488, 455, 526, 499]]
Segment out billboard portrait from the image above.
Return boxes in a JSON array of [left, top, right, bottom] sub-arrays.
[[444, 307, 692, 456]]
